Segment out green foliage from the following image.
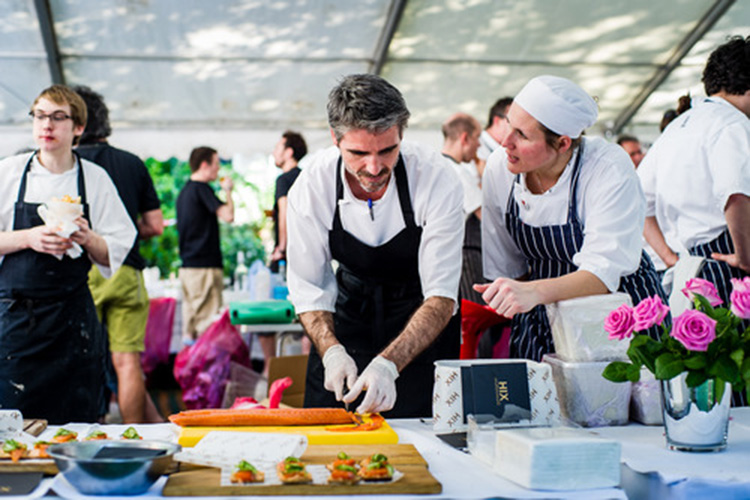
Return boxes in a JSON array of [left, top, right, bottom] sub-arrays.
[[141, 157, 266, 278]]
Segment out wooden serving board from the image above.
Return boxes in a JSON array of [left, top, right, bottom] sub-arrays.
[[0, 459, 57, 476], [22, 419, 48, 437], [163, 444, 441, 496], [177, 419, 399, 447]]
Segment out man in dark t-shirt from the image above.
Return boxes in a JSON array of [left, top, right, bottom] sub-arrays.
[[270, 131, 307, 273], [176, 146, 234, 342], [74, 85, 164, 424]]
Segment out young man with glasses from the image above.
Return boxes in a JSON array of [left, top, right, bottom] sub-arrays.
[[0, 84, 135, 423]]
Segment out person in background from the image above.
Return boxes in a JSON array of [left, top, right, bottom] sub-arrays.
[[616, 134, 644, 168], [659, 94, 692, 132], [176, 147, 234, 343], [0, 84, 135, 423], [441, 113, 483, 305], [477, 96, 514, 164], [478, 75, 666, 362], [258, 130, 308, 377], [73, 85, 164, 424], [287, 74, 463, 417], [615, 132, 666, 277], [638, 36, 750, 404]]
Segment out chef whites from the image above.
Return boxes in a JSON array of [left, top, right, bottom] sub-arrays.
[[288, 139, 464, 417], [479, 76, 667, 361]]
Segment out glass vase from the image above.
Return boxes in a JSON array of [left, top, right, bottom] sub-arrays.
[[661, 373, 731, 452]]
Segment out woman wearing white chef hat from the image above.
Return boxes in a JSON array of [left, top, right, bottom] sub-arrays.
[[476, 75, 667, 361]]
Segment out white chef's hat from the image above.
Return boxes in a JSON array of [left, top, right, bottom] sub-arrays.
[[514, 75, 598, 138]]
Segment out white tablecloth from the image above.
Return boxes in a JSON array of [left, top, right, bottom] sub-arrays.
[[29, 410, 750, 499]]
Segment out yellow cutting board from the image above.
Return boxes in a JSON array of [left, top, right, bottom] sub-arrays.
[[177, 420, 399, 447]]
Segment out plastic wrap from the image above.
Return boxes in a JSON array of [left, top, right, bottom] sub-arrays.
[[543, 354, 631, 427], [174, 310, 251, 409], [630, 369, 664, 425], [546, 293, 631, 362]]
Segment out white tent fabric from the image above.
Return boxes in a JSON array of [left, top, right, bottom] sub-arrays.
[[1, 0, 748, 158]]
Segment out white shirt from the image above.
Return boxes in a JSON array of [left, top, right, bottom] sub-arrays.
[[443, 156, 482, 220], [478, 130, 501, 161], [287, 141, 464, 314], [0, 153, 136, 277], [638, 96, 750, 250], [482, 136, 646, 292]]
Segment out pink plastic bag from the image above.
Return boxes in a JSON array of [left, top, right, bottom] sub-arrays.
[[141, 297, 176, 376], [173, 309, 251, 409]]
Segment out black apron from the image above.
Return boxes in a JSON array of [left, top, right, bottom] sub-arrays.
[[503, 144, 668, 361], [304, 155, 460, 418], [0, 152, 107, 424]]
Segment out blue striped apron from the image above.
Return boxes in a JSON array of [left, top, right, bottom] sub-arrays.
[[504, 143, 668, 361], [689, 230, 748, 406]]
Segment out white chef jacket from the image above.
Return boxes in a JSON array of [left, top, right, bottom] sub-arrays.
[[287, 141, 464, 314], [444, 157, 482, 220], [0, 153, 136, 277], [638, 96, 750, 251], [477, 130, 501, 161], [482, 136, 646, 292]]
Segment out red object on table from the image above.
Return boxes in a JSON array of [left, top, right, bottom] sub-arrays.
[[460, 299, 509, 359]]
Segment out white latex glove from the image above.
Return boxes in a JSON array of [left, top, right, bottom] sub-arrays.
[[322, 344, 359, 401], [342, 355, 399, 414]]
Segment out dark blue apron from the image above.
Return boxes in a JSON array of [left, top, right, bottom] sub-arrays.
[[304, 155, 460, 418], [504, 144, 668, 361], [689, 230, 748, 406], [0, 152, 107, 424]]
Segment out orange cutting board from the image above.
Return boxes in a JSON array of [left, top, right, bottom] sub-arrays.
[[177, 419, 399, 447]]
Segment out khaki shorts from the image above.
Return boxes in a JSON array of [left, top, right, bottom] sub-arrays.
[[88, 265, 149, 353], [179, 267, 224, 340]]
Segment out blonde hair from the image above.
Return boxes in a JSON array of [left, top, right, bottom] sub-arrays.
[[32, 84, 88, 129]]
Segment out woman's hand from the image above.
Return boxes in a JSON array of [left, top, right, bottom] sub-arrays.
[[70, 216, 94, 247], [473, 278, 541, 318], [26, 225, 72, 256]]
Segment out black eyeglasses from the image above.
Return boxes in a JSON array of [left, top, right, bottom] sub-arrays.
[[29, 111, 72, 123]]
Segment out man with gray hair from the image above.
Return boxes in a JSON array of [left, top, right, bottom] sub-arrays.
[[287, 74, 463, 417]]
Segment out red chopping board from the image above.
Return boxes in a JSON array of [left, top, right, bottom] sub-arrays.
[[163, 444, 441, 496], [177, 416, 399, 447]]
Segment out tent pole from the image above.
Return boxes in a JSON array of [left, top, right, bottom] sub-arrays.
[[371, 0, 408, 75], [33, 0, 65, 85], [610, 0, 735, 135]]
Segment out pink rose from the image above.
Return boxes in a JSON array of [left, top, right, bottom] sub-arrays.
[[671, 310, 717, 351], [730, 277, 750, 320], [604, 304, 636, 340], [633, 295, 670, 331], [682, 278, 722, 307]]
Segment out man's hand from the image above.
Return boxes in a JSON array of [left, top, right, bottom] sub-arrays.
[[26, 225, 71, 256], [322, 344, 358, 401], [343, 356, 399, 414]]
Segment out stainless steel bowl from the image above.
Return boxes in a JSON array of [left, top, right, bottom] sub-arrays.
[[47, 440, 181, 495]]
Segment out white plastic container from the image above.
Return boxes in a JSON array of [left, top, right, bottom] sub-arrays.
[[543, 354, 631, 427], [546, 293, 631, 362]]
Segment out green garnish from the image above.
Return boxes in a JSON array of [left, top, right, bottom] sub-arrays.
[[2, 439, 24, 453], [86, 431, 107, 439], [285, 463, 304, 472], [284, 456, 301, 464], [121, 427, 141, 439], [336, 451, 350, 460], [371, 453, 387, 463], [385, 464, 394, 476], [236, 460, 258, 473], [335, 464, 357, 473], [54, 428, 75, 437]]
